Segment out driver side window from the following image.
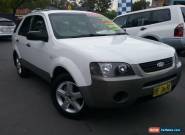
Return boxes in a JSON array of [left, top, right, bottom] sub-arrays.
[[30, 15, 48, 35]]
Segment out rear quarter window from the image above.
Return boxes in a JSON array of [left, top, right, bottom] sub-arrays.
[[181, 7, 185, 22]]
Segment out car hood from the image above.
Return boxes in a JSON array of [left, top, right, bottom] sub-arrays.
[[57, 35, 175, 64]]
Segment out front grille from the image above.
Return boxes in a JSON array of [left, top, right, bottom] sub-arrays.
[[140, 57, 173, 73]]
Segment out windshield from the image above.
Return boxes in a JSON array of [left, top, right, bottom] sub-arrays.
[[49, 13, 125, 39]]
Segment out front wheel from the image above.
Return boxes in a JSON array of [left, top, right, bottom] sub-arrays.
[[51, 74, 86, 119], [15, 56, 29, 78]]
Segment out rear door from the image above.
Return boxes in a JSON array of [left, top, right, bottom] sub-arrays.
[[125, 11, 151, 36]]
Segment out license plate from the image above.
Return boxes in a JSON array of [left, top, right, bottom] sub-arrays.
[[153, 82, 172, 97]]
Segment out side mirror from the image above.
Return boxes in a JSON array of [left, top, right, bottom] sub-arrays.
[[27, 31, 48, 42], [123, 28, 127, 33]]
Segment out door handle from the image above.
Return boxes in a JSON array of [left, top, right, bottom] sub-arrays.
[[26, 43, 31, 47], [15, 39, 19, 42], [140, 27, 147, 31]]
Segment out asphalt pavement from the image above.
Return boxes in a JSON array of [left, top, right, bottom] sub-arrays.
[[0, 39, 184, 135]]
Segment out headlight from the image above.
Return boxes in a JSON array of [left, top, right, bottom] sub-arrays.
[[90, 62, 135, 77]]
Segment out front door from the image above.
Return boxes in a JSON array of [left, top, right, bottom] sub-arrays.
[[25, 15, 50, 75]]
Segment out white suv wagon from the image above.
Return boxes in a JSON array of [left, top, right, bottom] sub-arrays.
[[12, 10, 182, 118], [113, 5, 185, 55]]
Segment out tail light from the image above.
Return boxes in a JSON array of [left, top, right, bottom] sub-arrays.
[[174, 23, 184, 37]]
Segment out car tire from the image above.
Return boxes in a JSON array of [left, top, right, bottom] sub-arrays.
[[15, 55, 29, 78], [51, 74, 87, 119]]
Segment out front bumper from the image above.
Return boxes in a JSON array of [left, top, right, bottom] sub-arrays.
[[80, 62, 182, 108]]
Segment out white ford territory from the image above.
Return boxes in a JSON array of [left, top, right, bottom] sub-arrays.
[[12, 10, 182, 118]]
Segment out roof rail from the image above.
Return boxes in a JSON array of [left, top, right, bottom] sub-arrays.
[[31, 8, 42, 13], [31, 8, 53, 13]]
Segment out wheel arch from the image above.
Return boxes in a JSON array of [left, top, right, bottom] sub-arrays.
[[142, 35, 160, 41], [52, 66, 72, 80], [51, 63, 88, 87]]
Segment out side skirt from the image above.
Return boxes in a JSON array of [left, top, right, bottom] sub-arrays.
[[20, 59, 51, 83]]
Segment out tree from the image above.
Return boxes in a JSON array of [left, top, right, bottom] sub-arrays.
[[22, 0, 51, 9], [104, 10, 117, 19], [59, 0, 68, 9], [0, 0, 51, 15], [132, 0, 150, 11], [0, 0, 27, 16], [80, 0, 112, 14]]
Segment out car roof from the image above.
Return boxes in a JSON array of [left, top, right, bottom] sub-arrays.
[[115, 5, 185, 18]]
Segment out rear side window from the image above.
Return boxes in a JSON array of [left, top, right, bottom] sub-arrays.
[[151, 9, 171, 24], [114, 16, 127, 28], [126, 11, 151, 27], [18, 16, 32, 36], [181, 7, 185, 22], [125, 9, 170, 28]]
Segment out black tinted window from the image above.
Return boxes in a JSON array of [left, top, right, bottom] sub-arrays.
[[174, 1, 185, 5], [18, 16, 32, 36], [114, 16, 127, 27], [30, 16, 47, 34], [151, 9, 171, 24], [181, 7, 185, 22], [127, 12, 151, 27]]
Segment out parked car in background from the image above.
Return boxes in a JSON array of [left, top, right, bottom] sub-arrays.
[[113, 5, 185, 55], [0, 17, 15, 38], [12, 10, 182, 118]]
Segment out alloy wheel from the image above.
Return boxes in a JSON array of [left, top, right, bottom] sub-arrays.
[[16, 58, 22, 74], [56, 81, 84, 114]]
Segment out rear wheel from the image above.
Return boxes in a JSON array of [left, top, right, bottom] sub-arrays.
[[51, 74, 86, 119], [15, 55, 29, 78]]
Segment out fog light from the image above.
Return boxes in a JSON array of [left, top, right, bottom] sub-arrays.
[[113, 91, 128, 103]]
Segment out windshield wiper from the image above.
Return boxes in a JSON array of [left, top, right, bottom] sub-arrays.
[[60, 33, 128, 39], [61, 34, 110, 39], [111, 32, 128, 35]]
